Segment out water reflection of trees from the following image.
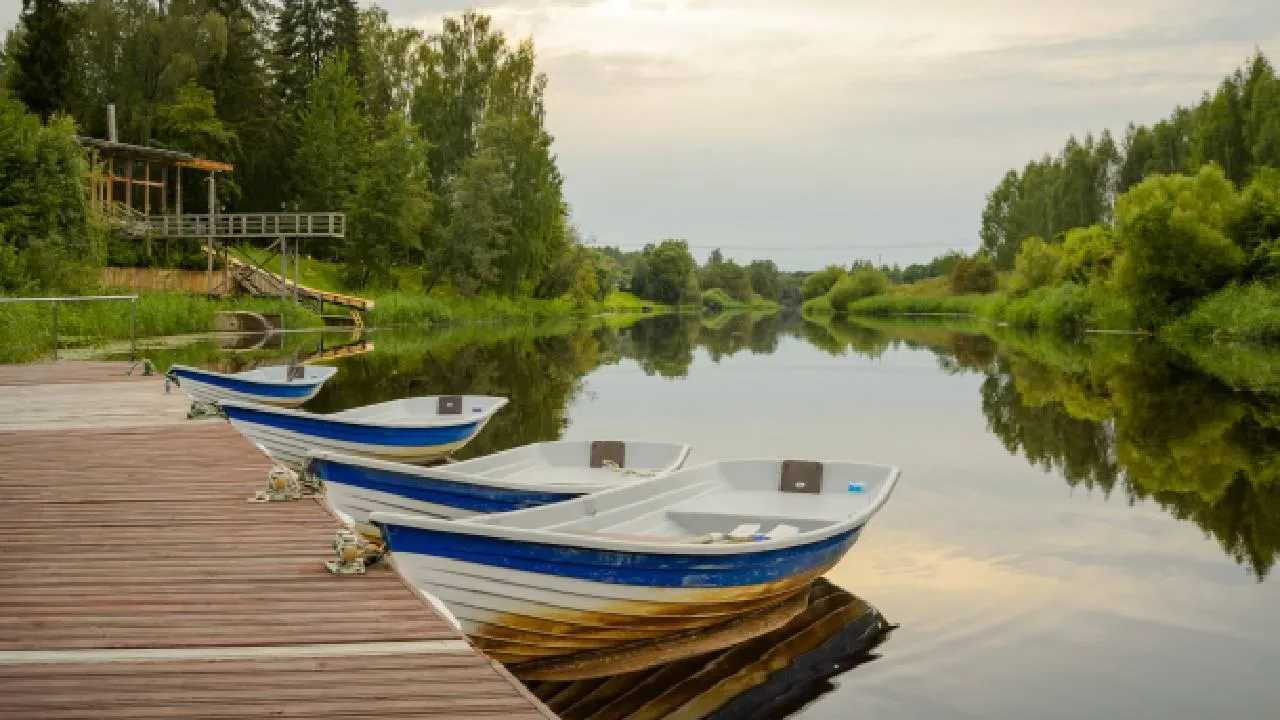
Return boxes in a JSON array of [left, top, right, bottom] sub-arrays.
[[937, 329, 1280, 580], [307, 324, 600, 459]]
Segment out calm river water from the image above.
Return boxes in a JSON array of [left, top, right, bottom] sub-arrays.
[[131, 312, 1280, 719]]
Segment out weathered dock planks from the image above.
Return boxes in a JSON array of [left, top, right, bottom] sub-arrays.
[[0, 362, 555, 719]]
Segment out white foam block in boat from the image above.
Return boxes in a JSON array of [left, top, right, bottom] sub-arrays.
[[729, 523, 761, 540]]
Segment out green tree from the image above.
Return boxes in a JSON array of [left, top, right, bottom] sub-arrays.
[[1009, 236, 1063, 296], [344, 114, 431, 288], [290, 53, 370, 256], [1114, 166, 1244, 327], [801, 264, 846, 300], [156, 81, 238, 204], [425, 145, 509, 294], [632, 240, 697, 304], [275, 0, 363, 106], [8, 0, 74, 120], [950, 256, 998, 294], [827, 267, 890, 310], [746, 259, 780, 300], [359, 7, 422, 130], [1056, 225, 1116, 284], [0, 91, 95, 291]]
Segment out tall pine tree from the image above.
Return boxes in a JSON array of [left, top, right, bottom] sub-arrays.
[[9, 0, 74, 120], [275, 0, 363, 106]]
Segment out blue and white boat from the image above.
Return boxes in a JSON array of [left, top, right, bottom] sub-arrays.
[[305, 440, 693, 526], [168, 363, 338, 407], [220, 395, 509, 469], [368, 458, 899, 666]]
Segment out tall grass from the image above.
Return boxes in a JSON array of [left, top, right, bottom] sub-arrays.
[[0, 293, 322, 363], [1167, 282, 1280, 342], [366, 291, 577, 328], [846, 294, 1000, 317]]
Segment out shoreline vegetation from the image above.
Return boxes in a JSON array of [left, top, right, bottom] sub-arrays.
[[2, 0, 1278, 361], [0, 4, 790, 365], [801, 51, 1280, 344]]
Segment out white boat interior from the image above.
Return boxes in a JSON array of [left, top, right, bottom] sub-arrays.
[[381, 459, 900, 551], [407, 439, 694, 489], [253, 395, 510, 426], [178, 363, 337, 384]]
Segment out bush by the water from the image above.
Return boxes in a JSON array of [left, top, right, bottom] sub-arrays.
[[950, 256, 998, 294]]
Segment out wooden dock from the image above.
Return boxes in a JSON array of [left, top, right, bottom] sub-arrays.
[[0, 362, 555, 719]]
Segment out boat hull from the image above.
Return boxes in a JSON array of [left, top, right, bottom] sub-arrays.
[[170, 366, 329, 407], [307, 453, 585, 525], [223, 404, 490, 469], [379, 522, 862, 665]]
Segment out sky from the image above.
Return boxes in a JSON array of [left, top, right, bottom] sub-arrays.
[[4, 0, 1280, 269]]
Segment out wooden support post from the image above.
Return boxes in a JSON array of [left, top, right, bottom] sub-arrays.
[[124, 158, 132, 212], [143, 161, 151, 216], [293, 238, 300, 304], [161, 164, 169, 214], [106, 157, 113, 206], [176, 166, 182, 218], [207, 173, 217, 297]]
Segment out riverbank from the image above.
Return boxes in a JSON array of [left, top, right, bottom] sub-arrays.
[[0, 294, 324, 363], [821, 280, 1280, 343]]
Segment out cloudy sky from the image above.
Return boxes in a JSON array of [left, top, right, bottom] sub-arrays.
[[4, 0, 1279, 268]]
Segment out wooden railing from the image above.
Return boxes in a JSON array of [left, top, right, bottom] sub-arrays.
[[138, 213, 346, 239]]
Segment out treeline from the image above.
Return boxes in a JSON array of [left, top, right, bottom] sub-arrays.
[[846, 51, 1280, 337], [980, 51, 1280, 269], [593, 241, 805, 309], [0, 0, 585, 297]]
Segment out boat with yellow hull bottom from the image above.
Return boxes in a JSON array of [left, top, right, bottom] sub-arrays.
[[371, 458, 900, 666]]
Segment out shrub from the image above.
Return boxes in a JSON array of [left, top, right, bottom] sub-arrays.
[[826, 268, 890, 311], [1113, 166, 1244, 327], [801, 265, 847, 300], [1057, 225, 1116, 284], [1008, 237, 1062, 296], [950, 256, 998, 294]]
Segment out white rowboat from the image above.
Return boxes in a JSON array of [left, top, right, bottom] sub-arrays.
[[369, 458, 899, 666], [305, 440, 693, 526], [168, 363, 338, 407], [220, 395, 508, 469]]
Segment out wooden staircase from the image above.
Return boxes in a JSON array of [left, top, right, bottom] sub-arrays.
[[201, 246, 374, 316]]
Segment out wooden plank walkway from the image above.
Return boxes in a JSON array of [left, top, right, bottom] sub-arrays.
[[0, 362, 555, 719]]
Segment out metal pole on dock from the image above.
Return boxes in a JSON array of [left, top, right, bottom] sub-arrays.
[[280, 236, 288, 331], [51, 300, 58, 361], [293, 239, 300, 305], [130, 297, 137, 362]]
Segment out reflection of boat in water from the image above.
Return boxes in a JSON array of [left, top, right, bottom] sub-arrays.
[[370, 460, 899, 666], [306, 440, 693, 525], [221, 395, 509, 469], [522, 578, 894, 720]]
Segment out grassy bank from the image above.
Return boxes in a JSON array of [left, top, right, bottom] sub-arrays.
[[1166, 282, 1280, 342], [839, 279, 1280, 343], [365, 292, 578, 328], [0, 293, 322, 363]]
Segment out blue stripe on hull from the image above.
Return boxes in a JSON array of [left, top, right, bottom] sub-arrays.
[[222, 404, 481, 447], [172, 368, 319, 400], [379, 524, 861, 588], [309, 457, 582, 513]]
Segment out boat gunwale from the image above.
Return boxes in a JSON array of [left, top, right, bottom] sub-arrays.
[[370, 461, 901, 556], [305, 441, 695, 494], [219, 395, 511, 429], [169, 363, 338, 388]]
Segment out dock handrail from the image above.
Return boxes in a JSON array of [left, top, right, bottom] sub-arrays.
[[0, 295, 139, 361]]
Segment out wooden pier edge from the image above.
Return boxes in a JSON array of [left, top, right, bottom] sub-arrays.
[[0, 361, 556, 719]]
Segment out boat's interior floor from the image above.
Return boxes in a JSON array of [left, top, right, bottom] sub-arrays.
[[460, 455, 664, 486]]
